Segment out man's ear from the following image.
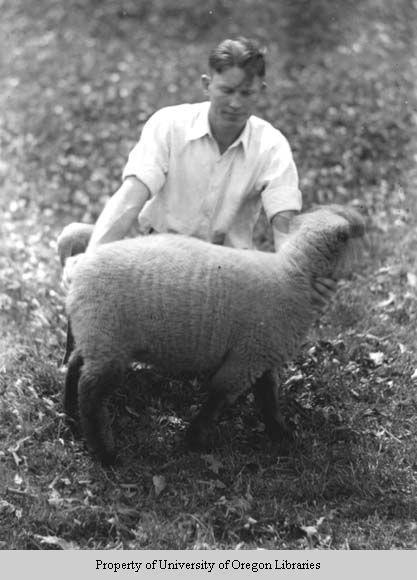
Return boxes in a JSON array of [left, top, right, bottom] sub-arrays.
[[201, 74, 211, 92]]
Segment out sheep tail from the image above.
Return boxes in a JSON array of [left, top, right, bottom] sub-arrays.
[[61, 318, 75, 366], [64, 349, 83, 435]]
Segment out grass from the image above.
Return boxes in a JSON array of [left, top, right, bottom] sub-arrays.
[[0, 0, 416, 549]]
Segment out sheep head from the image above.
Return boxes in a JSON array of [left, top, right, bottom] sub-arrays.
[[281, 204, 365, 280]]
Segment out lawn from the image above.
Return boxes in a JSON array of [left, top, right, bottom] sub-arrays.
[[0, 0, 416, 549]]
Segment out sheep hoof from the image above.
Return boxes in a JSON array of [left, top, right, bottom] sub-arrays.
[[264, 420, 295, 446], [185, 421, 212, 452], [92, 433, 117, 466], [84, 429, 117, 466], [93, 447, 117, 467], [65, 415, 81, 439], [273, 437, 293, 457], [100, 452, 117, 467]]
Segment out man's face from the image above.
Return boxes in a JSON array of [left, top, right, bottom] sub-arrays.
[[203, 67, 265, 136]]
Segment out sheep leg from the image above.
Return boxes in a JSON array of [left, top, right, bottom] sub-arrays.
[[186, 356, 248, 450], [78, 362, 122, 466], [252, 370, 294, 444], [64, 350, 83, 436]]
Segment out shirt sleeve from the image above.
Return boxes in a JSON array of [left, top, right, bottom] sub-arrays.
[[258, 138, 302, 222], [122, 108, 170, 196]]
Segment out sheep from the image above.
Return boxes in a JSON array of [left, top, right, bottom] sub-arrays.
[[64, 204, 365, 465]]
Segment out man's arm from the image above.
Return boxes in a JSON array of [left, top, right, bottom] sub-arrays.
[[61, 176, 150, 288], [86, 108, 170, 252], [86, 176, 150, 252]]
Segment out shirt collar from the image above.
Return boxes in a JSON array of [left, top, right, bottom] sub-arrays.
[[186, 101, 250, 154]]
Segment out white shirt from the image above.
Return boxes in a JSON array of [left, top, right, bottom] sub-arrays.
[[122, 101, 302, 249]]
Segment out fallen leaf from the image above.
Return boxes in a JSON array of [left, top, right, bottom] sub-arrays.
[[125, 406, 141, 418], [14, 474, 23, 486], [0, 500, 15, 515], [411, 369, 417, 381], [243, 516, 258, 529], [48, 489, 64, 508], [300, 525, 319, 538], [407, 272, 417, 287], [152, 475, 167, 497], [284, 371, 304, 386], [376, 293, 395, 308], [202, 454, 223, 475], [369, 352, 384, 366], [34, 535, 79, 550]]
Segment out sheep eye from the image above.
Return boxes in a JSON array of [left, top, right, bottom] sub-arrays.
[[337, 231, 349, 243]]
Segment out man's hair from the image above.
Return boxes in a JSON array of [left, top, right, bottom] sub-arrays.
[[208, 37, 266, 79]]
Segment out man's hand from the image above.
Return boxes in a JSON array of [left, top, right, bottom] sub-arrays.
[[312, 276, 338, 311], [272, 210, 297, 251], [62, 254, 83, 291]]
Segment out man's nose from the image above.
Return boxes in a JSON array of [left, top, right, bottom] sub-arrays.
[[229, 93, 242, 109]]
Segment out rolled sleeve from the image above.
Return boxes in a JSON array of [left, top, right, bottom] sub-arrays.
[[122, 109, 170, 196], [259, 141, 302, 222]]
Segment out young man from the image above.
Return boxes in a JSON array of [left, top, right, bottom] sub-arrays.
[[59, 37, 335, 304]]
